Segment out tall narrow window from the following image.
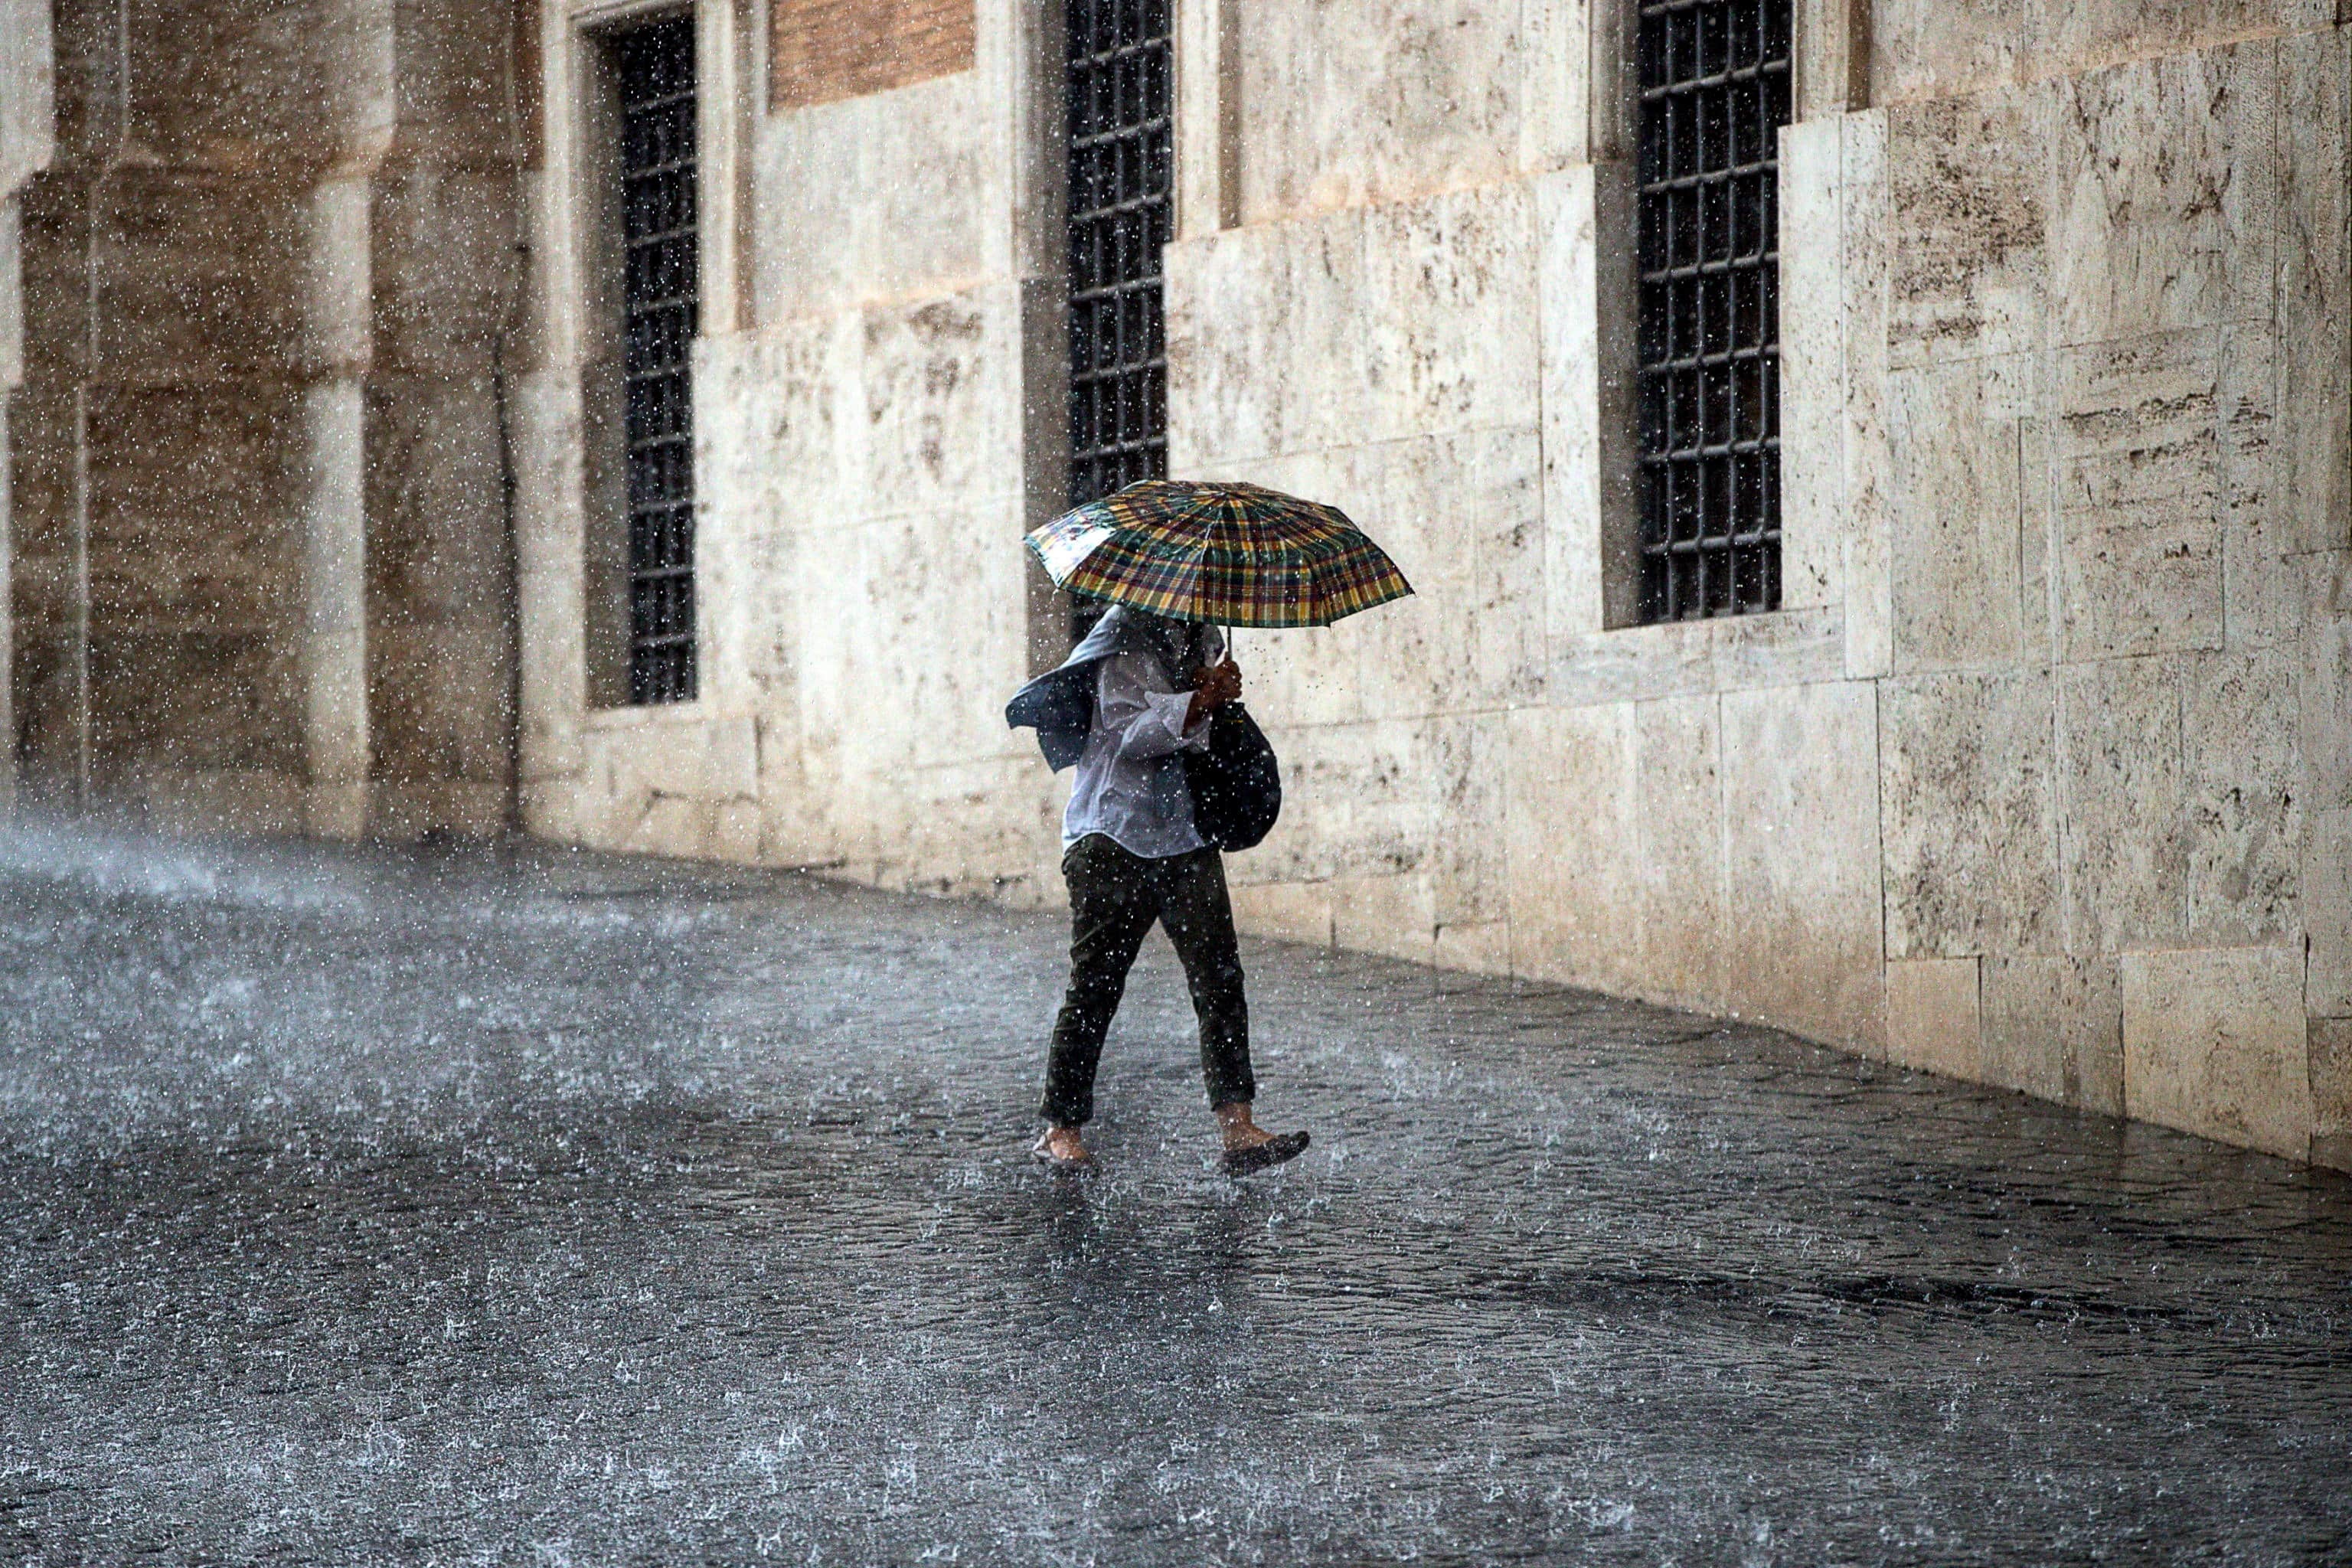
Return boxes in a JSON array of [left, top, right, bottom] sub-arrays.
[[1064, 0, 1172, 509], [1635, 0, 1790, 622], [616, 17, 699, 703]]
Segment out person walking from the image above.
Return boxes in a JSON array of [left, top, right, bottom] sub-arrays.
[[1007, 479, 1415, 1178], [1008, 604, 1308, 1176]]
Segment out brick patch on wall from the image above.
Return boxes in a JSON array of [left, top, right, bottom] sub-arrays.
[[769, 0, 975, 110]]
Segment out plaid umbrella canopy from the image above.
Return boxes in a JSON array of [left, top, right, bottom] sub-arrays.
[[1025, 479, 1414, 629]]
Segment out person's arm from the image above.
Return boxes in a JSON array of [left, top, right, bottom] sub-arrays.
[[1096, 651, 1237, 760]]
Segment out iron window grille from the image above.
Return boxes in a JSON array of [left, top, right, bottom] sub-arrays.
[[616, 16, 699, 704], [1064, 0, 1173, 511], [1634, 0, 1791, 622]]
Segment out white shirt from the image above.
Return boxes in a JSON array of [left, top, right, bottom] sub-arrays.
[[1062, 623, 1227, 858]]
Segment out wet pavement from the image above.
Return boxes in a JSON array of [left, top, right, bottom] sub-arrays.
[[0, 822, 2347, 1566]]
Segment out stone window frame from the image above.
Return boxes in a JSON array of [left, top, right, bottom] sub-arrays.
[[548, 0, 753, 715], [1562, 0, 1869, 641]]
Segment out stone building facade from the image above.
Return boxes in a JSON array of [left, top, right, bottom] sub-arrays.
[[2, 0, 2347, 1170]]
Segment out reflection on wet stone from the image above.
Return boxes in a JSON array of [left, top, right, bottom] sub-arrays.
[[0, 822, 2347, 1563]]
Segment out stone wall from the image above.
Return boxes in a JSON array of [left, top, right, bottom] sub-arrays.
[[1158, 0, 2352, 1168], [4, 0, 522, 839], [518, 0, 1067, 901]]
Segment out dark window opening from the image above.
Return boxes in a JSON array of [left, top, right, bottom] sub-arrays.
[[616, 16, 699, 704], [1064, 0, 1172, 512], [1635, 0, 1790, 622]]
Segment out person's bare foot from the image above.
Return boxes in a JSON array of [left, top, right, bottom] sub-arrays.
[[1031, 1125, 1093, 1173]]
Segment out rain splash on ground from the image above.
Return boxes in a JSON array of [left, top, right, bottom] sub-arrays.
[[1, 818, 2347, 1564]]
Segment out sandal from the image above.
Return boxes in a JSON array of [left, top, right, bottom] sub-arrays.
[[1031, 1132, 1094, 1175], [1220, 1129, 1310, 1178]]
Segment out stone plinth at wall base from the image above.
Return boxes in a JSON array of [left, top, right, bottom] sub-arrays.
[[121, 767, 307, 839], [367, 780, 509, 844], [1886, 956, 1984, 1080], [2122, 947, 2312, 1161], [2311, 1018, 2352, 1172], [302, 780, 368, 841]]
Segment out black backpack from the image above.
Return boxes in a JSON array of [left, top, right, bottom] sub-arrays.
[[1143, 624, 1282, 853]]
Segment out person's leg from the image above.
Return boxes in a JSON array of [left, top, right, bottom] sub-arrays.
[[1039, 835, 1160, 1137], [1155, 848, 1256, 1116]]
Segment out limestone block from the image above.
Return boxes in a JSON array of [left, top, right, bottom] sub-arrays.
[[1880, 670, 2060, 958], [0, 0, 55, 197], [2298, 550, 2352, 815], [0, 197, 22, 390], [2054, 329, 2230, 662], [1504, 701, 1644, 997], [1359, 181, 1539, 447], [1720, 680, 1886, 1051], [1981, 954, 2125, 1115], [1244, 717, 1429, 888], [1886, 83, 2051, 368], [1886, 956, 1982, 1080], [1841, 109, 1893, 678], [623, 792, 718, 862], [2036, 0, 2279, 81], [707, 713, 758, 802], [86, 382, 302, 634], [714, 799, 760, 865], [369, 167, 518, 375], [1331, 871, 1436, 965], [2217, 324, 2293, 651], [1435, 920, 1513, 978], [2122, 946, 2311, 1160], [380, 0, 521, 168], [96, 170, 305, 381], [1164, 220, 1292, 470], [857, 288, 1014, 513], [124, 0, 338, 168], [122, 764, 305, 838], [1275, 204, 1376, 457], [369, 620, 511, 788], [1227, 880, 1335, 948], [1535, 163, 1638, 642], [753, 69, 990, 322], [2311, 1017, 2352, 1171], [1780, 119, 1844, 612], [1547, 616, 1713, 708], [16, 178, 87, 387], [510, 371, 587, 786], [363, 375, 505, 620], [1426, 710, 1507, 929], [1709, 604, 1847, 691], [88, 629, 303, 776], [2279, 29, 2350, 557], [2052, 44, 2275, 348], [1873, 0, 2024, 103], [2056, 656, 2187, 952], [2305, 807, 2352, 1017], [1886, 353, 2036, 671], [2182, 649, 2300, 945], [1344, 428, 1540, 717], [1632, 693, 1725, 1008], [1235, 0, 1524, 224]]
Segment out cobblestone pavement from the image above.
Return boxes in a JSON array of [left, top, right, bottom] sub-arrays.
[[1, 822, 2348, 1566]]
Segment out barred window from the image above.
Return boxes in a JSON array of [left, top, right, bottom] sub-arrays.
[[615, 16, 699, 704], [1635, 0, 1791, 622], [1064, 0, 1172, 509]]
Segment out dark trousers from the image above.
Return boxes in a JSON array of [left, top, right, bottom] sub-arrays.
[[1040, 835, 1253, 1127]]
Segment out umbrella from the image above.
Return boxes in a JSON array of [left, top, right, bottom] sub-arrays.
[[1025, 479, 1414, 629]]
